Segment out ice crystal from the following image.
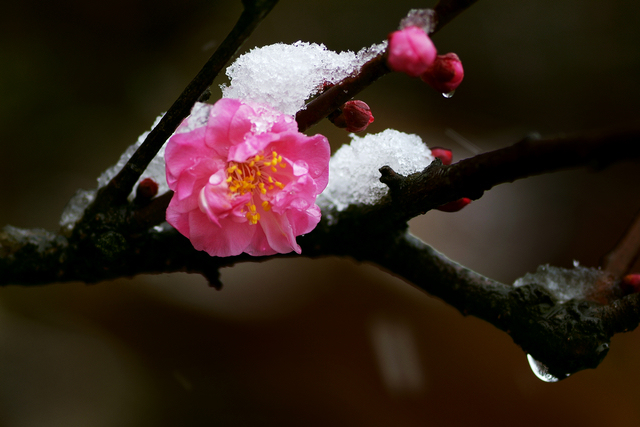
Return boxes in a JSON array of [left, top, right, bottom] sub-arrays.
[[97, 113, 168, 196], [59, 189, 97, 233], [318, 129, 434, 213], [513, 264, 608, 303], [222, 41, 387, 116]]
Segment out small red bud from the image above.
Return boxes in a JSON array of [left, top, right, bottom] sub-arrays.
[[329, 100, 375, 133], [621, 274, 640, 294], [420, 53, 464, 95], [436, 197, 471, 212], [136, 178, 159, 200], [431, 147, 453, 165]]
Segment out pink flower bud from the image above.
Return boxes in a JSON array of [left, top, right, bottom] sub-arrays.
[[436, 197, 471, 212], [387, 26, 437, 77], [136, 178, 159, 200], [329, 100, 375, 133], [430, 147, 453, 165], [420, 53, 464, 94]]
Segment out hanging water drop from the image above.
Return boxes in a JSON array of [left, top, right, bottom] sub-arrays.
[[442, 90, 455, 99], [527, 354, 571, 382]]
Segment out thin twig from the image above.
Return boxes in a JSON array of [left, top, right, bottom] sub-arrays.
[[296, 0, 479, 132], [296, 54, 390, 132], [91, 1, 279, 212], [375, 127, 640, 225]]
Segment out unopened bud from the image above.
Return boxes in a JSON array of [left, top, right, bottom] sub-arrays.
[[329, 100, 375, 133], [436, 197, 471, 212], [431, 147, 453, 165], [420, 53, 464, 94], [136, 178, 159, 201], [621, 274, 640, 294], [387, 26, 437, 77]]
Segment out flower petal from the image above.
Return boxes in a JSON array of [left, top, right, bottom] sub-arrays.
[[255, 209, 300, 254], [188, 209, 256, 257]]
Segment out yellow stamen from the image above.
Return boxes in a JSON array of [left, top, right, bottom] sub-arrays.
[[224, 149, 293, 225]]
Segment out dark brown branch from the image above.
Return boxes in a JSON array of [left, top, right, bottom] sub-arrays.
[[0, 226, 69, 285], [91, 1, 279, 212], [296, 54, 390, 132], [296, 0, 479, 132], [373, 127, 640, 225], [5, 217, 635, 379], [359, 231, 638, 380]]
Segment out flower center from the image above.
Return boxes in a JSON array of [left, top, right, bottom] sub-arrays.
[[225, 150, 288, 224]]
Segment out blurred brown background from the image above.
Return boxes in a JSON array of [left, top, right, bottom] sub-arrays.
[[1, 0, 640, 426]]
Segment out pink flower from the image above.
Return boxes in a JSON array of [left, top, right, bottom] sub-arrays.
[[420, 53, 464, 94], [387, 26, 437, 77], [165, 99, 330, 257]]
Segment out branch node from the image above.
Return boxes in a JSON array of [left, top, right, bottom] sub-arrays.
[[379, 165, 406, 195]]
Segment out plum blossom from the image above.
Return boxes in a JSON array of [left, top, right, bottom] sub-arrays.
[[165, 99, 330, 257], [387, 26, 437, 77]]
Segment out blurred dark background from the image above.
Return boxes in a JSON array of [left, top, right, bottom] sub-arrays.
[[1, 1, 640, 425]]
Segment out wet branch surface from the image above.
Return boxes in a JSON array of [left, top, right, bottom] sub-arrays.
[[2, 0, 640, 380]]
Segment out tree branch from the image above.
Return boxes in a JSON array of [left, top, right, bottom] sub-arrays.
[[373, 127, 640, 225], [90, 0, 279, 212], [359, 230, 639, 380], [296, 0, 480, 132], [4, 0, 640, 382]]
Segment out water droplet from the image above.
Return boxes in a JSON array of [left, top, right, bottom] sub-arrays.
[[527, 354, 571, 382], [442, 90, 455, 99]]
